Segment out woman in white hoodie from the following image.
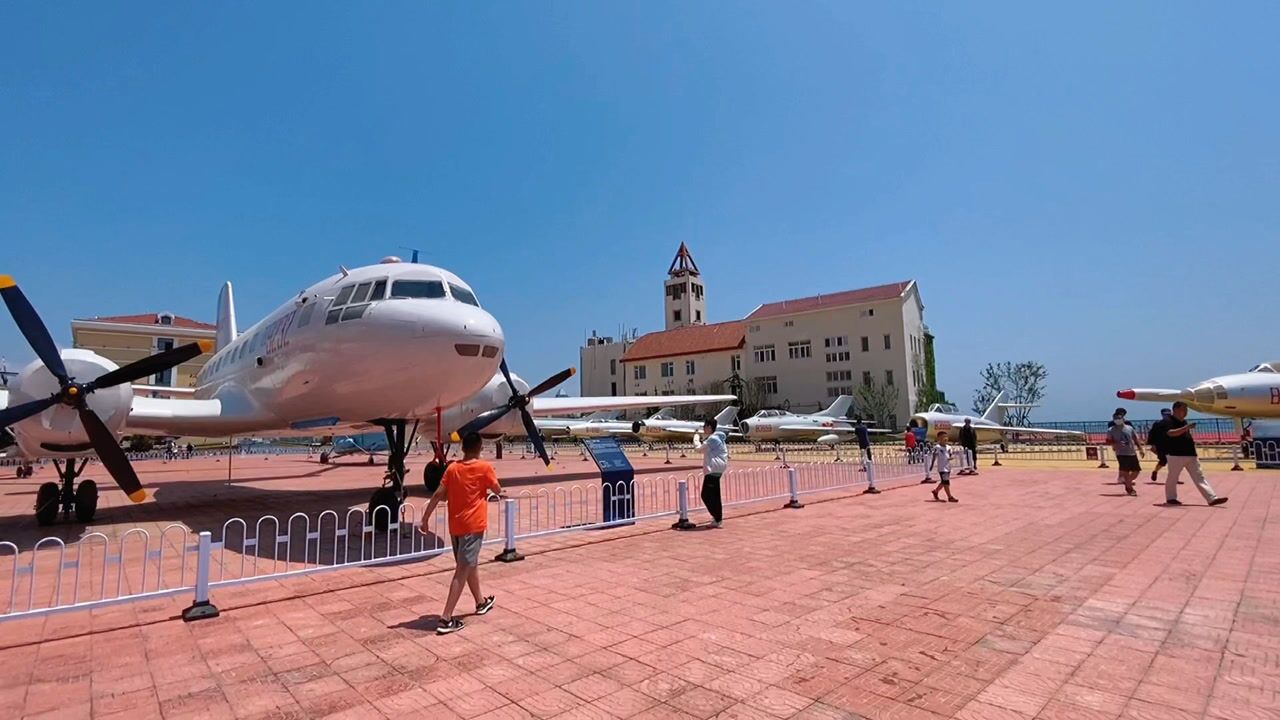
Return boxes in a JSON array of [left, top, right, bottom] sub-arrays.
[[692, 416, 729, 528]]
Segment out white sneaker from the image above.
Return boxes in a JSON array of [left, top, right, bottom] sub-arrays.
[[707, 520, 722, 528]]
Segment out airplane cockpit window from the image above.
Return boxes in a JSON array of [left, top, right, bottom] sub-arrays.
[[350, 282, 373, 304], [449, 283, 480, 307], [326, 308, 342, 325], [390, 279, 446, 299], [1249, 364, 1276, 373], [369, 279, 387, 301], [340, 304, 368, 322], [332, 284, 355, 307]]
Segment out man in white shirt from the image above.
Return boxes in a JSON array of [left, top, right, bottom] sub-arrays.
[[692, 416, 729, 528], [926, 430, 958, 502]]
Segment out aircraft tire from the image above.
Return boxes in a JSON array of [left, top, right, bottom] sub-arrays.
[[368, 456, 376, 465], [319, 451, 330, 464], [35, 482, 60, 526], [424, 460, 449, 495], [368, 488, 400, 532], [75, 480, 98, 523]]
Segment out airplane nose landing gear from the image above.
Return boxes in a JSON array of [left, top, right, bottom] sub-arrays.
[[368, 419, 417, 531], [34, 458, 99, 526]]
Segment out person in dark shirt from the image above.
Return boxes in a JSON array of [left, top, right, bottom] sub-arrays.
[[1147, 408, 1172, 483], [1163, 401, 1228, 507], [957, 418, 979, 475], [854, 419, 871, 461]]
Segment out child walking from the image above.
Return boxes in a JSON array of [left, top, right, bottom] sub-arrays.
[[926, 430, 958, 502]]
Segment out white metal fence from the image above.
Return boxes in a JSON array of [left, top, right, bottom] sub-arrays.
[[0, 447, 999, 624]]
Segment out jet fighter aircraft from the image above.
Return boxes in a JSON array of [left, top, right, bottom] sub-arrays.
[[1117, 362, 1280, 419]]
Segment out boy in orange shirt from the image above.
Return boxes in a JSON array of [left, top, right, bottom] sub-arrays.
[[422, 432, 504, 634]]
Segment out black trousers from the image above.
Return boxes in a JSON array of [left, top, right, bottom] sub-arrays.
[[702, 473, 723, 522]]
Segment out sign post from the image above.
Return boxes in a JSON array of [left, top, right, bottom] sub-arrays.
[[583, 438, 635, 524]]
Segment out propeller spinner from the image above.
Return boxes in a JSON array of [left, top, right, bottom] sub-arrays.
[[0, 275, 211, 503]]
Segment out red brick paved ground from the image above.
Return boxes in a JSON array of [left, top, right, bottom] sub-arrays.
[[1, 466, 1276, 719]]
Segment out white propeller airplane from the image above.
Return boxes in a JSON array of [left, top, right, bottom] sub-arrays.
[[0, 259, 733, 526], [908, 391, 1083, 444], [631, 405, 740, 442], [737, 396, 884, 444], [533, 410, 621, 440], [1117, 363, 1280, 419]]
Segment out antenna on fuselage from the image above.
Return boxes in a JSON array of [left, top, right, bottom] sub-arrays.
[[399, 246, 424, 263]]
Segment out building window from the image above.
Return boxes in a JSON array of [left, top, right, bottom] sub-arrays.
[[685, 360, 695, 375], [862, 371, 873, 388], [158, 313, 173, 326], [824, 336, 847, 349], [760, 376, 778, 395], [634, 366, 647, 380], [692, 283, 703, 300], [826, 370, 852, 383], [753, 344, 776, 363], [749, 324, 760, 333], [610, 381, 617, 396], [885, 370, 895, 385], [661, 362, 674, 378], [610, 358, 617, 375], [825, 351, 850, 363], [732, 355, 742, 373], [827, 386, 853, 398], [884, 334, 892, 350], [860, 308, 875, 318], [695, 310, 702, 323], [787, 341, 811, 360], [861, 336, 870, 353], [784, 320, 794, 327], [673, 309, 682, 323]]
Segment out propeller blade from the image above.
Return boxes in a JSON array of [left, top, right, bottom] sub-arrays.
[[77, 407, 146, 502], [498, 358, 518, 395], [87, 340, 212, 391], [0, 394, 60, 428], [525, 367, 576, 399], [520, 407, 551, 468], [0, 276, 69, 383], [450, 405, 514, 442]]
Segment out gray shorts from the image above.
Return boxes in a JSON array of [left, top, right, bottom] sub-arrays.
[[451, 532, 484, 567]]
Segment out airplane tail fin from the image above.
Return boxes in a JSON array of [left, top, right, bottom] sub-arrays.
[[981, 390, 1008, 422], [817, 395, 854, 418], [216, 281, 238, 351], [714, 405, 740, 426]]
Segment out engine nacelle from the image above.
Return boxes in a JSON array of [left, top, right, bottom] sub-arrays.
[[631, 420, 646, 435], [8, 349, 132, 458]]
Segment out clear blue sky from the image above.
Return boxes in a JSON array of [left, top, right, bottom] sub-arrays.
[[2, 3, 1277, 420]]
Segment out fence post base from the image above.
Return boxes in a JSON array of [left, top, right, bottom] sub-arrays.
[[182, 600, 220, 622], [783, 498, 804, 509], [671, 518, 697, 530], [494, 549, 525, 563], [992, 454, 1002, 467]]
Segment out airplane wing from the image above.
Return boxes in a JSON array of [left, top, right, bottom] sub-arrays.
[[776, 425, 894, 434], [1116, 388, 1191, 402], [529, 395, 737, 416], [982, 425, 1084, 436]]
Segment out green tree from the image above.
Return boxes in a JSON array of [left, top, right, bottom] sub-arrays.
[[856, 378, 901, 429], [971, 361, 1047, 426]]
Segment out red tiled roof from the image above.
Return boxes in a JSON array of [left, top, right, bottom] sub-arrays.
[[622, 320, 747, 363], [76, 313, 215, 330], [745, 281, 912, 321]]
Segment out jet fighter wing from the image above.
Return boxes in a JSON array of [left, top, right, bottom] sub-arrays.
[[776, 424, 894, 434], [529, 395, 737, 416], [1116, 388, 1190, 402], [980, 425, 1084, 436]]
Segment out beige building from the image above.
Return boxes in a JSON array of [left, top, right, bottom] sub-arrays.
[[580, 245, 935, 428], [70, 312, 216, 391]]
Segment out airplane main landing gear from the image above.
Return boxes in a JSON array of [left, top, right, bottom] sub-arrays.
[[35, 458, 99, 526], [15, 462, 35, 479], [367, 419, 417, 531]]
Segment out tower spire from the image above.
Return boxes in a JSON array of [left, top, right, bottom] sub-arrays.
[[667, 242, 700, 277]]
